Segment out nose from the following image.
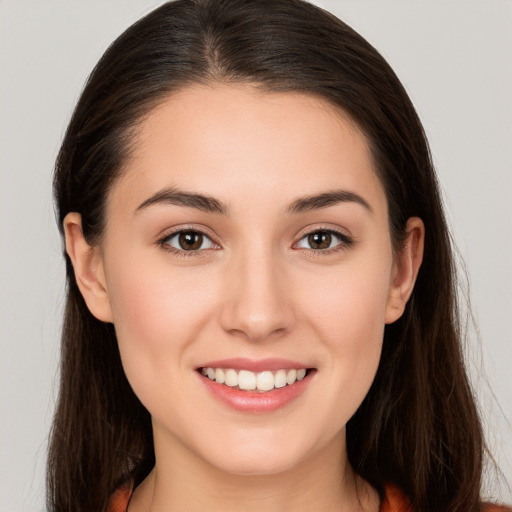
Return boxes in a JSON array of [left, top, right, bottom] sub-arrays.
[[219, 247, 295, 343]]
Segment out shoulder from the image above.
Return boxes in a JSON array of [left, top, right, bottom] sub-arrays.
[[380, 485, 412, 512], [482, 504, 512, 512], [106, 483, 132, 512], [105, 482, 511, 512], [380, 485, 512, 512]]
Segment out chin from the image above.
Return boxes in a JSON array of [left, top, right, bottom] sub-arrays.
[[197, 433, 316, 477], [211, 453, 300, 477]]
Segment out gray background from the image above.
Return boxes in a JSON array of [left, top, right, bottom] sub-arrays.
[[0, 1, 510, 510]]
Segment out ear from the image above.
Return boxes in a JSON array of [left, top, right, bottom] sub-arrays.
[[63, 212, 113, 323], [385, 217, 425, 324]]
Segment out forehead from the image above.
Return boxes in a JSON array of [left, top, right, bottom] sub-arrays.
[[108, 83, 387, 218]]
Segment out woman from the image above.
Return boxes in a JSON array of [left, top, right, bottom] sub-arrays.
[[47, 1, 510, 511]]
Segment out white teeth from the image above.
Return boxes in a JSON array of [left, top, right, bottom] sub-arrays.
[[215, 368, 225, 384], [224, 369, 238, 387], [201, 367, 309, 392], [256, 371, 274, 391], [238, 370, 257, 390], [286, 369, 297, 385], [274, 369, 287, 388]]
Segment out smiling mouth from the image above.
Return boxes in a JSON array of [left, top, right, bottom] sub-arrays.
[[198, 367, 313, 393]]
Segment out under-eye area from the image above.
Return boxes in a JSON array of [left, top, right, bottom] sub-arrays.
[[198, 367, 315, 392]]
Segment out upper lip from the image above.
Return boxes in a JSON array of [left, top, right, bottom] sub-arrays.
[[197, 358, 311, 373]]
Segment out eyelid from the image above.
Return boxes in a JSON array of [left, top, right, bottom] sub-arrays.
[[293, 225, 354, 252], [155, 223, 354, 257], [156, 225, 221, 256]]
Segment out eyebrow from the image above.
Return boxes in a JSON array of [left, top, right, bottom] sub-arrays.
[[286, 190, 373, 215], [135, 187, 229, 215], [135, 187, 372, 216]]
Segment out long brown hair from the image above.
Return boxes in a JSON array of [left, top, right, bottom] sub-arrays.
[[48, 1, 483, 511]]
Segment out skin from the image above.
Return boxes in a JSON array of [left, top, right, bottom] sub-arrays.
[[64, 84, 424, 512]]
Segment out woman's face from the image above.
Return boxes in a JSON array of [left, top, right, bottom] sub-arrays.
[[69, 84, 420, 476]]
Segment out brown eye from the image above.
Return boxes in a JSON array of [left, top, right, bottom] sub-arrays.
[[307, 231, 332, 250], [178, 231, 204, 250], [162, 230, 216, 252], [295, 229, 353, 252]]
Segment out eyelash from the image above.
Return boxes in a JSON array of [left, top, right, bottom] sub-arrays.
[[294, 227, 354, 255], [157, 228, 219, 258], [156, 227, 354, 257]]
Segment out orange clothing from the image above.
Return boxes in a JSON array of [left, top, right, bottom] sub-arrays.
[[107, 483, 511, 512], [378, 486, 510, 512], [108, 484, 132, 512]]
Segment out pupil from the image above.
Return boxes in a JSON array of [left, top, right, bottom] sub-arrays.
[[309, 231, 331, 249], [179, 232, 202, 250]]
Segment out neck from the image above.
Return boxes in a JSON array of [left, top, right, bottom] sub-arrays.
[[129, 426, 379, 512]]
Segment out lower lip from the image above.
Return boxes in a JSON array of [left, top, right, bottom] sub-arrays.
[[199, 371, 315, 413]]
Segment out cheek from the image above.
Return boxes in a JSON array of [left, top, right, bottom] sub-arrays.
[[294, 251, 392, 413], [107, 249, 214, 331], [103, 252, 217, 396], [300, 254, 392, 347]]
